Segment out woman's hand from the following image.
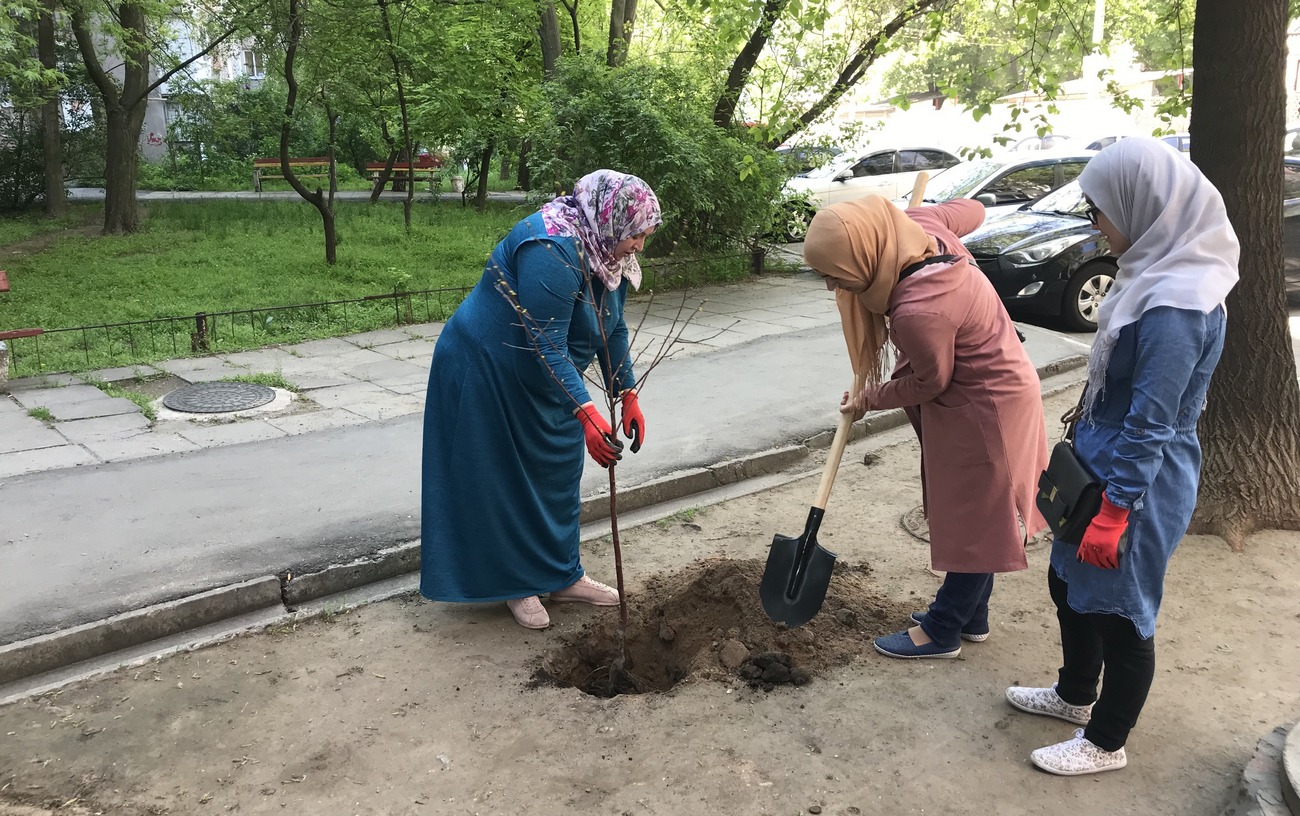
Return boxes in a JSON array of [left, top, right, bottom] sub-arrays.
[[839, 387, 869, 421], [576, 402, 623, 467], [619, 389, 645, 453], [1077, 496, 1130, 569]]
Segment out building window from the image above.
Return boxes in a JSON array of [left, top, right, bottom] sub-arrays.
[[243, 50, 264, 78]]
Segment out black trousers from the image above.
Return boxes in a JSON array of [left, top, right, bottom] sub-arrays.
[[1048, 566, 1156, 752]]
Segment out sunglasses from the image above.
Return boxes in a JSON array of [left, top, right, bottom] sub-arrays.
[[1083, 199, 1100, 225]]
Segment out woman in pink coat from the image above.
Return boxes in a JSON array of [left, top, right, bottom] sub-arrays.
[[803, 195, 1048, 659]]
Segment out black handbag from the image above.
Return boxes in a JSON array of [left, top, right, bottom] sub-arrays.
[[1036, 393, 1103, 545]]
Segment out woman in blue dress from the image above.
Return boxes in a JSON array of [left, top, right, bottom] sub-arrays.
[[1003, 138, 1240, 775], [420, 170, 662, 630]]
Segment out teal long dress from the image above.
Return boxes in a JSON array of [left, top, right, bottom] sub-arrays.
[[419, 212, 633, 602]]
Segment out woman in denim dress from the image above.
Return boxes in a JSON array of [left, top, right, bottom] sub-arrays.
[[1004, 138, 1240, 775]]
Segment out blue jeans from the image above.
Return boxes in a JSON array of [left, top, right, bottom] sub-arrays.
[[918, 572, 993, 648]]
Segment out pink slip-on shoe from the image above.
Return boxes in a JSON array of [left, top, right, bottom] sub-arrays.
[[506, 595, 550, 629], [550, 575, 620, 606]]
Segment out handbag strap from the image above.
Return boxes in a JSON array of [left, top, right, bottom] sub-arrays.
[[1060, 387, 1087, 444], [898, 254, 958, 281]]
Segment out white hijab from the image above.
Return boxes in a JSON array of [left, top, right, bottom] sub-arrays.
[[1076, 137, 1240, 417]]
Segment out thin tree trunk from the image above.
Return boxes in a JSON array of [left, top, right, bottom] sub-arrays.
[[1187, 0, 1300, 548], [377, 0, 414, 229], [517, 141, 531, 192], [560, 0, 580, 52], [474, 140, 494, 212], [282, 0, 337, 263], [37, 0, 66, 217]]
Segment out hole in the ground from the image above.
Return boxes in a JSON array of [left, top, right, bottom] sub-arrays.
[[535, 557, 909, 698]]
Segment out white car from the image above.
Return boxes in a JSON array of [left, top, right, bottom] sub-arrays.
[[780, 146, 961, 241], [900, 150, 1097, 223]]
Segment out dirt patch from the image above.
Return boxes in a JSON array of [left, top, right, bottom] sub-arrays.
[[538, 557, 902, 696], [1, 211, 101, 259]]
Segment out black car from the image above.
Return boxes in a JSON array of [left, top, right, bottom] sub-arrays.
[[963, 181, 1113, 331], [965, 157, 1300, 331]]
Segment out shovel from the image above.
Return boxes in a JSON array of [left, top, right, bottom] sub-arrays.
[[908, 171, 929, 209], [760, 376, 864, 627]]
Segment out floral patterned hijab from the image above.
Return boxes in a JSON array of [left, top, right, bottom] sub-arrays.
[[540, 170, 662, 291]]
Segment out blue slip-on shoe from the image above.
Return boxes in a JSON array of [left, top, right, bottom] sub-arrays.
[[873, 629, 962, 659], [910, 611, 991, 643]]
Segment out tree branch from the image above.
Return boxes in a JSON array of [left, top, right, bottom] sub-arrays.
[[770, 0, 947, 148], [712, 0, 791, 129], [68, 5, 120, 107]]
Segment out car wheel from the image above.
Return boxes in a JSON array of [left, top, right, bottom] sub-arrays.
[[1059, 263, 1115, 332], [783, 205, 815, 243]]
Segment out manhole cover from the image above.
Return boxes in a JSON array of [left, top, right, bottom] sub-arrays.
[[162, 382, 276, 413], [901, 505, 930, 542]]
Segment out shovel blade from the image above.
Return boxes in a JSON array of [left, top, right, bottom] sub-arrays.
[[759, 531, 837, 628]]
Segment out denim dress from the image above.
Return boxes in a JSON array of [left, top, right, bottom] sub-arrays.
[[1050, 305, 1226, 638]]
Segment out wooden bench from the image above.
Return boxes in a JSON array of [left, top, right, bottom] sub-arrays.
[[252, 157, 332, 192], [0, 271, 43, 387], [366, 155, 444, 190]]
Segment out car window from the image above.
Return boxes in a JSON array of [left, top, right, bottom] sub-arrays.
[[1030, 180, 1089, 215], [979, 165, 1056, 205], [1058, 161, 1088, 184], [925, 159, 1003, 200], [899, 150, 955, 171], [853, 152, 896, 177], [1284, 163, 1300, 201]]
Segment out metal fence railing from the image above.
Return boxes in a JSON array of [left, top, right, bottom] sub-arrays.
[[3, 285, 473, 379], [1, 248, 795, 380]]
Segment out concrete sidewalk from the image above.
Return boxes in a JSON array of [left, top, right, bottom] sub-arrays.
[[0, 269, 1093, 693]]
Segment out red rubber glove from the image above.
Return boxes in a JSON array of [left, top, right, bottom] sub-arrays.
[[1077, 495, 1130, 570], [576, 402, 623, 467], [620, 389, 645, 453]]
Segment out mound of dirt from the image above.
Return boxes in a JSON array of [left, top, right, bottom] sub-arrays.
[[536, 556, 910, 697]]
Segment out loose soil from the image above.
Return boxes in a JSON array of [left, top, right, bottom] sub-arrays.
[[539, 558, 899, 696], [1, 389, 1298, 816]]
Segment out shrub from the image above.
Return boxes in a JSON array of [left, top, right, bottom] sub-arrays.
[[526, 56, 786, 253]]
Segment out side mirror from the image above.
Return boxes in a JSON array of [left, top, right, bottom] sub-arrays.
[[975, 193, 997, 206], [834, 169, 853, 182]]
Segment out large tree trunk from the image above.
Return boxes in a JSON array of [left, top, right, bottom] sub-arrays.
[[37, 0, 66, 217], [712, 0, 790, 129], [70, 1, 237, 234], [539, 2, 562, 79], [1187, 0, 1300, 549], [606, 0, 637, 67], [103, 105, 144, 233]]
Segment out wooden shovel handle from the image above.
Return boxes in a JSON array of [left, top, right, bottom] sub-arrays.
[[908, 171, 929, 209], [812, 374, 866, 510]]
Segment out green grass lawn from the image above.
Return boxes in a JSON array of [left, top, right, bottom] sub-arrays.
[[0, 199, 525, 374], [0, 198, 781, 376]]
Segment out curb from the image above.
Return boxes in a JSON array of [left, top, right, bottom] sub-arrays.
[[0, 354, 1090, 696], [0, 577, 282, 686], [1222, 722, 1299, 816], [1285, 718, 1300, 815]]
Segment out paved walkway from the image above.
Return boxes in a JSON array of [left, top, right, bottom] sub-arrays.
[[0, 268, 1094, 689], [0, 272, 1090, 480]]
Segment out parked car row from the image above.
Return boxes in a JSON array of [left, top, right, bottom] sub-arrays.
[[961, 157, 1300, 331], [776, 138, 1300, 332]]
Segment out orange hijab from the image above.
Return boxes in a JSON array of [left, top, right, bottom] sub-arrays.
[[802, 195, 936, 384]]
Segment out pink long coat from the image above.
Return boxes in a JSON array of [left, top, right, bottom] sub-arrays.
[[867, 203, 1049, 573]]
